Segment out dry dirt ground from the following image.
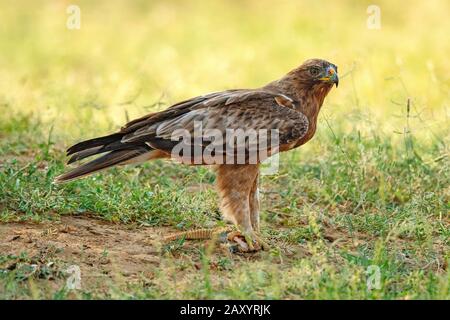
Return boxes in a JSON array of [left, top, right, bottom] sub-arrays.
[[0, 216, 171, 292], [2, 214, 447, 299]]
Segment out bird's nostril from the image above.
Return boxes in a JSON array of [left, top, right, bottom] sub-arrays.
[[329, 68, 335, 75]]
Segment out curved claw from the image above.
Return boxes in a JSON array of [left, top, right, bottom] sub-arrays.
[[243, 233, 256, 251], [227, 230, 269, 253], [254, 234, 270, 251]]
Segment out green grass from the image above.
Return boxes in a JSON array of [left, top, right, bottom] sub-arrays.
[[1, 113, 448, 299], [0, 0, 449, 299]]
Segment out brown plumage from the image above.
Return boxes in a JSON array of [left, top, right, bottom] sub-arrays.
[[55, 58, 338, 252]]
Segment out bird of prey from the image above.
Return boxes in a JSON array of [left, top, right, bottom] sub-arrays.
[[55, 58, 339, 252]]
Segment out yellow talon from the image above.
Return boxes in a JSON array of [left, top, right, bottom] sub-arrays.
[[227, 230, 269, 252], [243, 234, 256, 251]]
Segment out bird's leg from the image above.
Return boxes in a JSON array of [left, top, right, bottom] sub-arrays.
[[216, 164, 268, 252], [249, 171, 260, 232], [246, 171, 270, 251]]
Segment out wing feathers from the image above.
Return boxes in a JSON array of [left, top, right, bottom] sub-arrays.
[[57, 88, 309, 182]]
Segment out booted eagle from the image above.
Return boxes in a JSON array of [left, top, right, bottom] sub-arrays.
[[56, 59, 338, 252]]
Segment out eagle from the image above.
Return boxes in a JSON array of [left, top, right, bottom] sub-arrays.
[[55, 58, 339, 252]]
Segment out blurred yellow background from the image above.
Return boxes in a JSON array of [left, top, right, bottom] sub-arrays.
[[0, 0, 448, 145]]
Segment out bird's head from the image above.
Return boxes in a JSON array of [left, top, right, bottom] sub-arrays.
[[265, 58, 339, 108], [295, 59, 339, 88]]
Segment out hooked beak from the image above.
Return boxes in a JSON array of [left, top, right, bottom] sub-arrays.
[[319, 66, 339, 87]]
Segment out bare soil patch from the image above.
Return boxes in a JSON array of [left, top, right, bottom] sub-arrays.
[[0, 216, 167, 291]]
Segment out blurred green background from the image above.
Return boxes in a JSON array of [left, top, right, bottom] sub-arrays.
[[0, 0, 448, 146], [0, 0, 449, 300]]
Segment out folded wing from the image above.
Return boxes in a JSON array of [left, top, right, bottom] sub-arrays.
[[55, 89, 309, 182]]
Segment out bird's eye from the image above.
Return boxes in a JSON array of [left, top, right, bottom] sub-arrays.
[[310, 67, 320, 76]]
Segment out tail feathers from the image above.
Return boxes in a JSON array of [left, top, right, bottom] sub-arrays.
[[66, 133, 124, 156], [67, 146, 103, 164], [67, 140, 151, 164], [54, 148, 148, 183]]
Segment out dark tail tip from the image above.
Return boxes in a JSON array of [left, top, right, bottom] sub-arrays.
[[54, 148, 147, 184]]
